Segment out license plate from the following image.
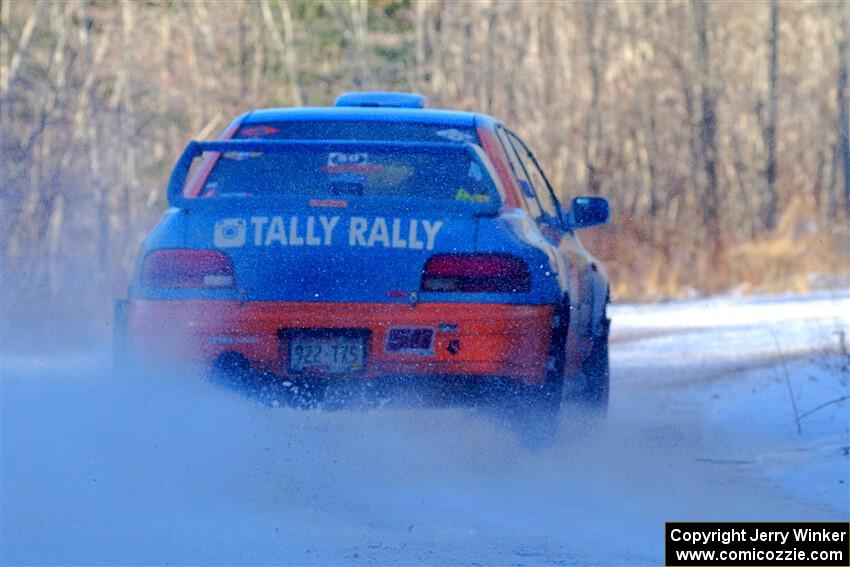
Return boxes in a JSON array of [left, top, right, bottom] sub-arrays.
[[287, 331, 367, 374]]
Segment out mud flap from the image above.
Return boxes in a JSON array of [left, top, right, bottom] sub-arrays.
[[506, 295, 571, 448], [580, 315, 610, 412]]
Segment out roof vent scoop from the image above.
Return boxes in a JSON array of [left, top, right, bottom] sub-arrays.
[[334, 91, 427, 109]]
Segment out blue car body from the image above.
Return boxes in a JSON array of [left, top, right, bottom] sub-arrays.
[[120, 92, 611, 408]]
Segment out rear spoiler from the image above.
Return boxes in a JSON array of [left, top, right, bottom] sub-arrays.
[[166, 139, 499, 210]]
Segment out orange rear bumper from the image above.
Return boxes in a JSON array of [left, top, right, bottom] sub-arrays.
[[127, 300, 553, 384]]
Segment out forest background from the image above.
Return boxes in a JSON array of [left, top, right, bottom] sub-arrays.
[[2, 0, 848, 340]]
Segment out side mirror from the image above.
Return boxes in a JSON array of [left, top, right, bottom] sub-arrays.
[[565, 196, 610, 229]]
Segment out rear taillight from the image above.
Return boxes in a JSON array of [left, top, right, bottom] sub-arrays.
[[421, 254, 531, 293], [141, 249, 235, 289]]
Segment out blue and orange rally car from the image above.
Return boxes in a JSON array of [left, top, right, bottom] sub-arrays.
[[116, 92, 611, 414]]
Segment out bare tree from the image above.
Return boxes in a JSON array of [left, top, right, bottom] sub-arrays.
[[2, 0, 848, 332], [838, 0, 850, 219], [763, 0, 779, 230], [260, 0, 303, 106], [693, 0, 722, 259], [583, 2, 603, 196]]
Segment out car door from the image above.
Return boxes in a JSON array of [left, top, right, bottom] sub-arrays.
[[499, 128, 604, 369], [490, 126, 568, 286]]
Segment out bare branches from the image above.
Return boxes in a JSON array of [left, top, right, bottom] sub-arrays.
[[837, 0, 850, 219], [1, 0, 848, 322], [1, 0, 41, 96], [771, 328, 802, 435], [763, 0, 780, 231], [260, 0, 303, 106]]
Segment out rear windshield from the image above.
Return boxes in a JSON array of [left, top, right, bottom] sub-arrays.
[[194, 146, 497, 202], [236, 121, 478, 144]]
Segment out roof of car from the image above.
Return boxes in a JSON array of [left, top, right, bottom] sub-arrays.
[[239, 106, 491, 128]]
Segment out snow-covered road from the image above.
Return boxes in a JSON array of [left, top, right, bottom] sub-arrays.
[[2, 291, 848, 565]]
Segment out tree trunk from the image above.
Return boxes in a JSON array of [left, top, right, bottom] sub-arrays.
[[692, 0, 722, 269], [349, 0, 369, 88], [260, 0, 303, 106], [763, 0, 779, 230], [837, 0, 850, 219], [584, 2, 602, 195]]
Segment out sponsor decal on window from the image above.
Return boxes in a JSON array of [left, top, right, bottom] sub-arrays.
[[213, 216, 443, 250]]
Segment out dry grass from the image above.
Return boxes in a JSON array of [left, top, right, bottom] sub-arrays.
[[584, 205, 850, 302]]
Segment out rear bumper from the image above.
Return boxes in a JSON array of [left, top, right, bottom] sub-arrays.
[[126, 300, 552, 384]]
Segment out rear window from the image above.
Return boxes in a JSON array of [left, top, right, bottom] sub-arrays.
[[194, 146, 497, 202], [236, 121, 478, 144]]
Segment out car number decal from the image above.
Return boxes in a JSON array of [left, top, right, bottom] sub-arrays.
[[385, 327, 435, 354]]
